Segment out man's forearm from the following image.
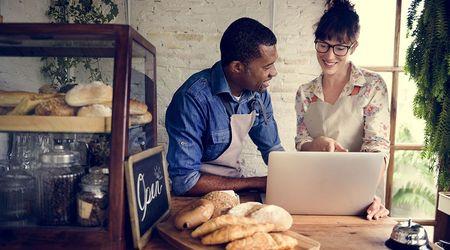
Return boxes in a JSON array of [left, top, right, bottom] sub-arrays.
[[185, 174, 266, 196]]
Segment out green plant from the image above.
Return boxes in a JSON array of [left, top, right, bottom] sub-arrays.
[[41, 0, 118, 88], [405, 0, 450, 191], [392, 126, 436, 218]]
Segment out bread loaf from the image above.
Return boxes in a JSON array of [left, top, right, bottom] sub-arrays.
[[191, 214, 258, 238], [7, 93, 62, 115], [202, 191, 240, 218], [0, 90, 57, 107], [228, 202, 263, 217], [129, 111, 152, 125], [174, 199, 214, 230], [225, 232, 278, 250], [201, 223, 275, 245], [35, 97, 77, 116], [225, 232, 297, 250], [249, 205, 293, 232], [77, 104, 112, 117], [101, 99, 148, 115], [65, 81, 113, 107]]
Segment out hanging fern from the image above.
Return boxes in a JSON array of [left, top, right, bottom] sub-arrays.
[[405, 0, 450, 191]]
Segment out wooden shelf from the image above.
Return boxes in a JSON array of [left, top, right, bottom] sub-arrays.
[[0, 115, 112, 133]]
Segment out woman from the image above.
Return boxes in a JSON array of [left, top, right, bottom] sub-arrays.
[[295, 0, 390, 220]]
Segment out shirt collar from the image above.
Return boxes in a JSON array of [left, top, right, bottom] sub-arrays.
[[312, 61, 367, 100], [210, 60, 255, 101]]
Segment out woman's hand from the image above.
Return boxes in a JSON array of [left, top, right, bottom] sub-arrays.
[[303, 136, 348, 152], [366, 196, 389, 220]]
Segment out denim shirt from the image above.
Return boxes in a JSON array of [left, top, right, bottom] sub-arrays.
[[165, 61, 284, 195]]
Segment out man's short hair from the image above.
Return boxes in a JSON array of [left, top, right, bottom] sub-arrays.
[[220, 17, 277, 66]]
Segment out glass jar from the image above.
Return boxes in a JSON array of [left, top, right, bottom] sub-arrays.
[[0, 165, 35, 224], [37, 144, 84, 225], [77, 167, 109, 227]]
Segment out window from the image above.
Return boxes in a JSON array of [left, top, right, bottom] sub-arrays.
[[352, 0, 437, 225]]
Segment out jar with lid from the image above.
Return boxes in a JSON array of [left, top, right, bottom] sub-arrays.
[[36, 144, 84, 225], [77, 167, 109, 227], [0, 161, 35, 224]]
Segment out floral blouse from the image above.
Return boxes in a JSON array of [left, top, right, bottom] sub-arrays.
[[295, 62, 390, 160]]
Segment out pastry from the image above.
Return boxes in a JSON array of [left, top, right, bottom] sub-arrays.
[[65, 81, 113, 107], [191, 214, 258, 238], [174, 199, 214, 230]]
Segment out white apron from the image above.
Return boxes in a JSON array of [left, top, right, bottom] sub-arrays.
[[200, 111, 257, 178], [303, 94, 385, 200]]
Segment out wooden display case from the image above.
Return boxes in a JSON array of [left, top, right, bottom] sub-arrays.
[[0, 23, 157, 250]]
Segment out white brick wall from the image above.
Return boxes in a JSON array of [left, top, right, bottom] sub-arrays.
[[0, 0, 325, 170]]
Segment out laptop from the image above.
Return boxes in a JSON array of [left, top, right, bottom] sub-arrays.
[[265, 151, 384, 215]]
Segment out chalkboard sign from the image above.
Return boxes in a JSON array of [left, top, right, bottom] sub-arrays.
[[125, 145, 171, 249]]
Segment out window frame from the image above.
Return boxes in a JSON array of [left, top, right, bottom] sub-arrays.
[[363, 0, 435, 227]]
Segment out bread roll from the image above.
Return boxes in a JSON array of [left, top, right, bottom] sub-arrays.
[[35, 97, 77, 116], [228, 202, 263, 217], [201, 223, 275, 245], [174, 199, 214, 230], [77, 104, 112, 117], [191, 214, 258, 238], [101, 99, 148, 115], [202, 191, 240, 218], [0, 90, 57, 107], [129, 111, 152, 125], [249, 205, 293, 232], [65, 81, 112, 107]]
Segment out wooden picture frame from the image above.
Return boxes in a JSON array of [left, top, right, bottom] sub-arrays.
[[125, 145, 171, 249]]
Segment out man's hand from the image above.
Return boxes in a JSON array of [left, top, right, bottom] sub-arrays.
[[302, 136, 348, 152], [366, 195, 389, 220]]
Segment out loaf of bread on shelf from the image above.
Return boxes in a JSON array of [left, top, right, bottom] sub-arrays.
[[0, 90, 57, 107], [201, 223, 275, 245], [65, 81, 113, 107], [77, 104, 112, 117], [129, 111, 152, 125], [225, 232, 297, 250], [35, 96, 77, 116], [6, 93, 63, 115], [101, 99, 148, 115]]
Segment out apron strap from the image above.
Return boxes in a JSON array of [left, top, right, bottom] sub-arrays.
[[256, 98, 269, 124], [219, 94, 234, 117]]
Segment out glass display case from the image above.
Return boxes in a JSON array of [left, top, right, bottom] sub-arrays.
[[0, 23, 157, 249]]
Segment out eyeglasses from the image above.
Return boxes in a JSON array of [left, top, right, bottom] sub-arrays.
[[314, 40, 354, 56]]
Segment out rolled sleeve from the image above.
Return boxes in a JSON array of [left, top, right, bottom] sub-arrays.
[[249, 91, 284, 164], [165, 93, 205, 195]]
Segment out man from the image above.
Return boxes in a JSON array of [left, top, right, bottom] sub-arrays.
[[165, 17, 283, 196]]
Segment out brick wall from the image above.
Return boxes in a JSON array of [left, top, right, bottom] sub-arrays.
[[131, 0, 324, 170]]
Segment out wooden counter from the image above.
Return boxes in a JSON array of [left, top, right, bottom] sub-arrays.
[[144, 193, 398, 250]]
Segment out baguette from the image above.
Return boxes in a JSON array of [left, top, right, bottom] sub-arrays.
[[174, 199, 214, 230], [191, 214, 258, 238], [65, 81, 113, 107], [201, 223, 275, 245]]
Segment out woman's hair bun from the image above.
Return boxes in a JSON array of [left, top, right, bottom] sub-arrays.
[[325, 0, 355, 12]]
